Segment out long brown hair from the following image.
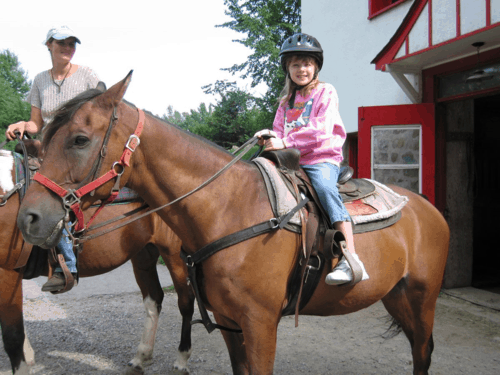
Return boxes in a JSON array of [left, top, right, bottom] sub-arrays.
[[278, 54, 321, 108]]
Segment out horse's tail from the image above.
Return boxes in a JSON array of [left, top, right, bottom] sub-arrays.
[[380, 315, 403, 339]]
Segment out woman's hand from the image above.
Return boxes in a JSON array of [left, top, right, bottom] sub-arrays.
[[6, 121, 26, 141]]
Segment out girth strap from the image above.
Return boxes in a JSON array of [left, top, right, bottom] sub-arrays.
[[180, 197, 309, 334]]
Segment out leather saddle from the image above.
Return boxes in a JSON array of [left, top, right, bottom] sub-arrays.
[[259, 148, 376, 227], [256, 149, 370, 318]]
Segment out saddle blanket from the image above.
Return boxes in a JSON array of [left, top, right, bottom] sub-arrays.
[[253, 157, 408, 227], [14, 153, 139, 204], [346, 179, 408, 225], [253, 157, 302, 226]]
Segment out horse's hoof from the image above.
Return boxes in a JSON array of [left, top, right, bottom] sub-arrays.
[[124, 362, 144, 375], [25, 357, 36, 367], [172, 348, 191, 375]]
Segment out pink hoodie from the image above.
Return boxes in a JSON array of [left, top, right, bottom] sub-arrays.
[[273, 82, 346, 166]]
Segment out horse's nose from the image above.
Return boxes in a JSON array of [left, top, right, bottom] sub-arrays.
[[17, 207, 42, 238]]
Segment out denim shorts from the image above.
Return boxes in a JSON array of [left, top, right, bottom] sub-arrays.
[[302, 163, 351, 224]]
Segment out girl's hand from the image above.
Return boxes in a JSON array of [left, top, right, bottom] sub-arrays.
[[6, 121, 26, 141], [254, 129, 278, 146], [264, 137, 286, 151]]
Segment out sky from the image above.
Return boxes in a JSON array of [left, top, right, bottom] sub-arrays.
[[1, 0, 265, 117]]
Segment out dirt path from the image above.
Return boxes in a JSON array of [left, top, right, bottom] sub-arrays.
[[1, 283, 499, 375]]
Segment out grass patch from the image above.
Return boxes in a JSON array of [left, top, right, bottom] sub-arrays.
[[163, 285, 176, 294]]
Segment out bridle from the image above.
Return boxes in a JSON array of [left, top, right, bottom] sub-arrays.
[[32, 107, 145, 235]]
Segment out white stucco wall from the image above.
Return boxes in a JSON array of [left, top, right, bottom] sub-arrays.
[[302, 0, 416, 132]]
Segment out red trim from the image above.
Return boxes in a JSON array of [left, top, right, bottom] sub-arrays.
[[373, 0, 500, 70], [372, 0, 429, 69], [358, 104, 436, 204], [457, 0, 461, 37], [486, 0, 491, 26], [429, 0, 433, 46], [390, 23, 500, 67], [434, 104, 446, 213], [368, 0, 411, 20], [436, 87, 500, 103], [348, 133, 359, 179], [405, 36, 409, 55]]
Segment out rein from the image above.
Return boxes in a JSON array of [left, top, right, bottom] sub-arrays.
[[75, 135, 259, 243]]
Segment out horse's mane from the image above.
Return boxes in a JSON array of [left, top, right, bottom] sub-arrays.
[[42, 88, 103, 152], [42, 89, 234, 158]]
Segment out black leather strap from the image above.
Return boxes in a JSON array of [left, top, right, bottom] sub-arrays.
[[181, 198, 308, 266], [180, 199, 309, 334]]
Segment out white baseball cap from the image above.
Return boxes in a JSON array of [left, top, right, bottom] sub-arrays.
[[44, 26, 81, 45]]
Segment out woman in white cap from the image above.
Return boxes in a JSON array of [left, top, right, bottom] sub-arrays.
[[6, 25, 99, 138], [6, 25, 100, 292]]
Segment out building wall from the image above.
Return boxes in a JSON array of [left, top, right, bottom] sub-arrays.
[[302, 0, 416, 132]]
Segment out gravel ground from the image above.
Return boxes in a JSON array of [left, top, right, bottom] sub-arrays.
[[1, 265, 500, 375]]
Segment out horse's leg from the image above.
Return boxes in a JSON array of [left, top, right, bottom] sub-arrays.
[[241, 316, 279, 375], [213, 312, 249, 375], [214, 310, 279, 375], [0, 269, 30, 375], [381, 277, 438, 375], [125, 244, 164, 375], [157, 240, 195, 374]]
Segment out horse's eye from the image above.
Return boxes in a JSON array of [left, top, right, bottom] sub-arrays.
[[74, 136, 89, 147]]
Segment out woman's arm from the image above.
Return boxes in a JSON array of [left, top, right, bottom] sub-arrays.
[[5, 106, 43, 140]]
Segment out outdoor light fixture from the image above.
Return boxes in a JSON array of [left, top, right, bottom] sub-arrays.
[[465, 42, 495, 83]]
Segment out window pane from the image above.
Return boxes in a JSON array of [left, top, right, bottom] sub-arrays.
[[438, 62, 500, 99], [372, 128, 420, 165], [373, 168, 419, 193]]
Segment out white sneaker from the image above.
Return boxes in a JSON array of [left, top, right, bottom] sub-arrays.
[[325, 253, 369, 286]]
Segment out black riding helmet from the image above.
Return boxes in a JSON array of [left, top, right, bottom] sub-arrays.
[[279, 33, 323, 73]]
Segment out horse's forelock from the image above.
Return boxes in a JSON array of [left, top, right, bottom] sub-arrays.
[[42, 89, 104, 152]]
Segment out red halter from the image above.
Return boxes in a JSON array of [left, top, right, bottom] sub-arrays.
[[33, 108, 145, 233]]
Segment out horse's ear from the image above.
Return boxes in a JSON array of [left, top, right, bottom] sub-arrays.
[[95, 70, 133, 110], [96, 81, 107, 92]]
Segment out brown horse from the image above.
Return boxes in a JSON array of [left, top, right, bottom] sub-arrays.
[[0, 150, 194, 375], [16, 73, 450, 375]]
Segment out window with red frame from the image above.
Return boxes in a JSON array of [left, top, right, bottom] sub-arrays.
[[369, 0, 409, 20]]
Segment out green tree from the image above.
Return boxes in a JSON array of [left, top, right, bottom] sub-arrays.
[[207, 90, 258, 148], [162, 105, 185, 126], [163, 1, 300, 149], [0, 50, 31, 149], [0, 49, 31, 97], [216, 0, 301, 111]]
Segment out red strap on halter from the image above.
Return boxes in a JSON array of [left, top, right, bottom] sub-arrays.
[[121, 109, 145, 167], [32, 108, 145, 232], [33, 173, 67, 198]]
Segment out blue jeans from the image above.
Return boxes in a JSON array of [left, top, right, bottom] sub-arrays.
[[55, 227, 77, 273], [302, 163, 351, 225]]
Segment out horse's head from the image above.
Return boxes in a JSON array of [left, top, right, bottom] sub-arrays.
[[17, 72, 138, 248]]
